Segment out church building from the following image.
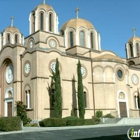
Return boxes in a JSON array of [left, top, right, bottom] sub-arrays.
[[0, 1, 140, 120]]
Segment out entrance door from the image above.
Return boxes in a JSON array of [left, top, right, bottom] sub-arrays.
[[7, 102, 12, 116], [119, 102, 127, 117]]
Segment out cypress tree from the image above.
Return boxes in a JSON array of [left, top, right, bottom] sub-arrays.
[[52, 58, 62, 118], [77, 60, 85, 119]]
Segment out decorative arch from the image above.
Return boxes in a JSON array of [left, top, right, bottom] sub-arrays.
[[24, 84, 31, 109], [93, 66, 104, 82], [104, 66, 114, 82], [27, 37, 36, 48], [4, 87, 14, 117], [133, 91, 140, 109], [128, 61, 135, 66], [117, 90, 129, 118], [46, 36, 60, 48]]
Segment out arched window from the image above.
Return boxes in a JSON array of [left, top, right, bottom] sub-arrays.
[[7, 34, 10, 44], [49, 13, 52, 32], [26, 90, 31, 109], [40, 12, 44, 30], [70, 31, 73, 47], [130, 44, 133, 57], [84, 91, 87, 108], [80, 31, 85, 47], [134, 95, 140, 109], [90, 32, 94, 49], [15, 34, 18, 44], [136, 43, 139, 56]]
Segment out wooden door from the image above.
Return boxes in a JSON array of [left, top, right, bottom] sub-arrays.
[[119, 102, 127, 117], [7, 102, 12, 116]]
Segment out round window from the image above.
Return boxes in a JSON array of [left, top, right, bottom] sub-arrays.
[[117, 69, 123, 79]]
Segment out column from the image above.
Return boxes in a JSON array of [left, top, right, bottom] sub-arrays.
[[135, 96, 138, 109]]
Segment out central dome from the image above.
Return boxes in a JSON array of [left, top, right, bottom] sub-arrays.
[[61, 18, 94, 31], [34, 4, 54, 11]]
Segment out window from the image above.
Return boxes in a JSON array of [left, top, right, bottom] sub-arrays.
[[40, 12, 44, 30], [80, 31, 85, 47], [130, 44, 133, 57], [84, 91, 87, 108], [90, 32, 94, 49], [134, 95, 140, 109], [26, 90, 31, 109], [117, 69, 123, 79], [7, 34, 10, 44], [49, 13, 52, 32], [136, 43, 139, 56], [70, 31, 73, 47], [51, 89, 55, 107], [15, 34, 18, 44]]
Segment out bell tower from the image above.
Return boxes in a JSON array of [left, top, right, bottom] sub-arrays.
[[126, 28, 140, 66], [29, 0, 59, 34]]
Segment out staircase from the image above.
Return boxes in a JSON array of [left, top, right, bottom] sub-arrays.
[[101, 118, 140, 124], [101, 118, 122, 124]]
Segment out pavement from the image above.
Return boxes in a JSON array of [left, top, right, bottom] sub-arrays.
[[0, 123, 140, 135]]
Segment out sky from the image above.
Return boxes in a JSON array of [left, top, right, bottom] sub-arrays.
[[0, 0, 140, 59]]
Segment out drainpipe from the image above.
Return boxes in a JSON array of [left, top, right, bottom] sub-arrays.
[[89, 50, 95, 116], [20, 54, 22, 102]]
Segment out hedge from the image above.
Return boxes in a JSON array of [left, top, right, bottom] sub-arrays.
[[39, 117, 100, 127], [0, 116, 22, 131]]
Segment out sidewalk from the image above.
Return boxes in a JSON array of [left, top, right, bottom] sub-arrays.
[[0, 123, 140, 135]]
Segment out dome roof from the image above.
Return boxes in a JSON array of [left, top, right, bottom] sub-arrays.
[[128, 36, 140, 42], [34, 3, 54, 11], [61, 18, 94, 31], [3, 26, 20, 33]]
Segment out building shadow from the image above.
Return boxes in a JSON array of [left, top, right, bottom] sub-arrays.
[[72, 75, 77, 116]]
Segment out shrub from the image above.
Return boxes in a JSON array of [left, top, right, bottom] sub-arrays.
[[39, 116, 100, 127], [0, 116, 21, 131], [96, 110, 103, 118], [39, 118, 66, 127], [103, 114, 115, 118], [15, 101, 31, 125], [63, 116, 79, 120], [66, 119, 85, 126]]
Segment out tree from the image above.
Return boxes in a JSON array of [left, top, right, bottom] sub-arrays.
[[52, 58, 62, 118], [77, 60, 85, 119]]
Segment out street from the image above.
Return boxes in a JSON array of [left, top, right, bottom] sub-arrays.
[[0, 125, 140, 140]]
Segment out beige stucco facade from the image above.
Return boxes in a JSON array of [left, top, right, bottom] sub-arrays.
[[0, 2, 140, 120]]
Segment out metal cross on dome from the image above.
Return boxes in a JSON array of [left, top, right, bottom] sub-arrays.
[[11, 16, 14, 27], [75, 7, 80, 18], [132, 28, 136, 37]]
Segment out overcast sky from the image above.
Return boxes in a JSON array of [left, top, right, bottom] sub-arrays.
[[0, 0, 140, 58]]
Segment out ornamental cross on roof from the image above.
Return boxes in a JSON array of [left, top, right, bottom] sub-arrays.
[[11, 16, 14, 27], [75, 7, 80, 18], [132, 28, 136, 37]]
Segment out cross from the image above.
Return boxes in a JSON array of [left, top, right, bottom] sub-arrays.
[[75, 7, 80, 18], [11, 16, 14, 27], [43, 0, 45, 4], [132, 28, 136, 37]]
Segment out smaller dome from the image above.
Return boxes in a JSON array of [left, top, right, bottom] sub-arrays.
[[128, 36, 140, 43], [3, 26, 20, 33], [34, 4, 54, 11], [61, 18, 94, 31]]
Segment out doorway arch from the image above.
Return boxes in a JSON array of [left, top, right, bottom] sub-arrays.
[[4, 87, 13, 116], [117, 90, 129, 118]]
